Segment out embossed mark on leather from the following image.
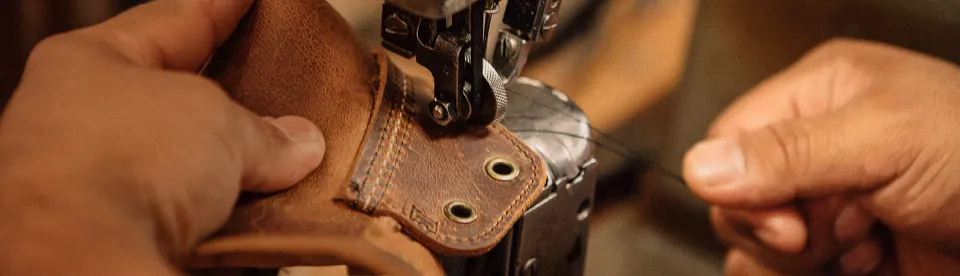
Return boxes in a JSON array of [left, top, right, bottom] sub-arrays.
[[408, 205, 438, 234]]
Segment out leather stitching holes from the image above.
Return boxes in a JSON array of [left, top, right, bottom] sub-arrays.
[[369, 77, 412, 212], [355, 56, 393, 211], [356, 101, 393, 212], [357, 72, 411, 214]]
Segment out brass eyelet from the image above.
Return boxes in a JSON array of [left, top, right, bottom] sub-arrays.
[[485, 157, 519, 181], [444, 201, 478, 224]]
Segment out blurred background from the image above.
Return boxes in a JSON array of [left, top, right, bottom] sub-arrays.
[[2, 0, 960, 275]]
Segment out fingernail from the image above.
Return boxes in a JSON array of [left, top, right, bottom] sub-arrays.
[[687, 138, 745, 187], [835, 203, 874, 243], [840, 241, 881, 275], [269, 116, 322, 143]]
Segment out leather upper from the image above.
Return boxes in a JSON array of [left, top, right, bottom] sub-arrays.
[[192, 0, 547, 274]]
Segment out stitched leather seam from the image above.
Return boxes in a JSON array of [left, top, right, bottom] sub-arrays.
[[366, 99, 398, 211], [353, 53, 392, 207], [431, 124, 540, 242], [370, 77, 411, 212], [357, 93, 398, 211], [367, 96, 403, 212]]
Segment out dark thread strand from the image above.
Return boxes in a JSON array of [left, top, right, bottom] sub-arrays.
[[511, 129, 686, 185], [505, 87, 687, 185]]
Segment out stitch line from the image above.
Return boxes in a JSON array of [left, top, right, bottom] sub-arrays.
[[365, 95, 403, 212], [370, 77, 412, 211], [357, 86, 398, 210], [370, 71, 542, 245], [357, 107, 392, 207], [432, 124, 541, 242], [369, 84, 405, 211]]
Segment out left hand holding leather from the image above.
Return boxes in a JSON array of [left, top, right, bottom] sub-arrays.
[[0, 1, 324, 275]]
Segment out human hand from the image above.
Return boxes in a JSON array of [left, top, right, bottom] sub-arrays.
[[683, 39, 960, 275], [0, 0, 324, 275]]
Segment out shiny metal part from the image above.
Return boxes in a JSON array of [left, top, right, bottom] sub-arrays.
[[382, 0, 565, 128], [485, 157, 520, 181], [492, 31, 532, 82], [501, 77, 593, 183], [439, 77, 596, 276], [521, 259, 539, 276], [385, 0, 482, 19], [490, 0, 563, 81], [430, 101, 454, 126], [382, 1, 498, 127], [502, 0, 563, 41], [481, 59, 509, 122], [444, 201, 479, 224], [501, 77, 595, 276]]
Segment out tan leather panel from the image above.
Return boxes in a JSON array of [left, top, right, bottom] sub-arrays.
[[345, 63, 547, 255], [192, 0, 545, 271], [194, 0, 436, 274], [201, 0, 375, 238]]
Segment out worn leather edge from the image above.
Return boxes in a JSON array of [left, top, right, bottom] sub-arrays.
[[190, 49, 444, 274], [192, 235, 416, 274], [346, 51, 393, 181], [342, 51, 403, 213], [192, 217, 442, 276]]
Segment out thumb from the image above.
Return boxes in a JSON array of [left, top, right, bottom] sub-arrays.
[[683, 105, 913, 208], [240, 115, 326, 192]]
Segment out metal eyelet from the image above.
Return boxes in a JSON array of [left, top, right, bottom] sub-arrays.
[[444, 201, 478, 224], [485, 157, 519, 181]]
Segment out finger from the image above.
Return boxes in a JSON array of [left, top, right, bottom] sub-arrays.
[[710, 47, 862, 138], [725, 249, 793, 276], [838, 238, 882, 276], [238, 115, 326, 192], [707, 38, 911, 138], [74, 0, 253, 70], [683, 101, 915, 208], [834, 203, 875, 244], [711, 207, 810, 273], [714, 207, 808, 253], [712, 197, 862, 274]]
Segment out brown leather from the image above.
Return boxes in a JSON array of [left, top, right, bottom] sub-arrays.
[[192, 0, 546, 273], [344, 61, 546, 256]]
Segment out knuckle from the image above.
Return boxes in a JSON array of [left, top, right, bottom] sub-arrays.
[[163, 73, 236, 124], [807, 38, 883, 76], [879, 157, 950, 232], [30, 34, 69, 57], [26, 34, 79, 65], [816, 37, 865, 53], [880, 191, 934, 233]]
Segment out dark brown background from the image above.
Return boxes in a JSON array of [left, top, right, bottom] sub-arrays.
[[0, 0, 146, 109]]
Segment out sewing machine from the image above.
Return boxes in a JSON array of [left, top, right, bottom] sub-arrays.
[[380, 1, 596, 276], [380, 0, 561, 127]]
